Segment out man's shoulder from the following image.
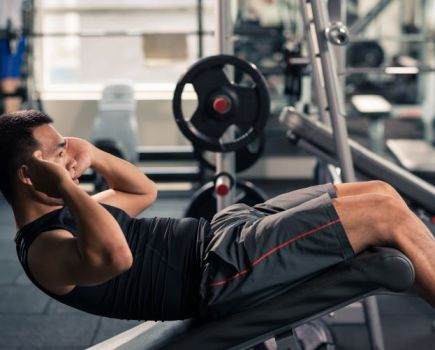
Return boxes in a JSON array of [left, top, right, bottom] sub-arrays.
[[15, 207, 67, 243]]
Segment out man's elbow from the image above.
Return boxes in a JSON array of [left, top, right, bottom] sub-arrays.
[[149, 183, 158, 203], [79, 246, 133, 284], [142, 182, 158, 207], [110, 247, 133, 274]]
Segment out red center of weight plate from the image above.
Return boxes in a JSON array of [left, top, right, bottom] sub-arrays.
[[213, 96, 231, 114], [216, 184, 230, 196]]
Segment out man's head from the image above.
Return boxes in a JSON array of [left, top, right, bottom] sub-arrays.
[[0, 109, 69, 205]]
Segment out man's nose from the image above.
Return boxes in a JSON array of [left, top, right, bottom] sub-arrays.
[[66, 156, 77, 170]]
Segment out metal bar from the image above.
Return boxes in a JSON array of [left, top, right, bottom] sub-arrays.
[[303, 2, 386, 348], [328, 0, 346, 91], [22, 0, 44, 111], [197, 0, 204, 58], [417, 0, 428, 105], [349, 0, 393, 35], [215, 0, 236, 211], [309, 0, 355, 182], [363, 297, 386, 350], [299, 0, 331, 125], [350, 33, 435, 43], [140, 166, 202, 182], [343, 66, 435, 75], [422, 73, 435, 143], [0, 30, 214, 38], [215, 0, 233, 55], [297, 139, 339, 166], [136, 145, 195, 161]]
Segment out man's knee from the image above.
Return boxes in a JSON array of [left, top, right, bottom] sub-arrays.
[[366, 180, 401, 200], [333, 193, 406, 252], [368, 193, 411, 245]]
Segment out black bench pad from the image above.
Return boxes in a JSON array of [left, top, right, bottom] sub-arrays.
[[115, 247, 413, 350]]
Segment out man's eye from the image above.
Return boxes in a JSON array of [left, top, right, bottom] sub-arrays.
[[58, 151, 64, 158]]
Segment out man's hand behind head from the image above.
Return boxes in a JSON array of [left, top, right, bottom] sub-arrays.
[[26, 151, 73, 198], [65, 137, 94, 178]]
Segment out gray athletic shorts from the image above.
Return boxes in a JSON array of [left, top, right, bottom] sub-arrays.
[[198, 183, 355, 320]]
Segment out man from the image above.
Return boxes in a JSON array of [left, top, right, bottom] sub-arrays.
[[1, 109, 435, 322]]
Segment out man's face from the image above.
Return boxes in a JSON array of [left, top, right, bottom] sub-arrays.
[[33, 124, 68, 167], [26, 124, 77, 205]]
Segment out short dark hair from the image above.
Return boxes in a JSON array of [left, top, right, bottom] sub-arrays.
[[0, 110, 53, 204]]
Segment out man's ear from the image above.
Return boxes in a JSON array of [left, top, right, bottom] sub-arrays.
[[17, 165, 33, 186]]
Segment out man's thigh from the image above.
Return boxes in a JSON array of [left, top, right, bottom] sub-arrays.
[[254, 183, 336, 214], [201, 191, 354, 319]]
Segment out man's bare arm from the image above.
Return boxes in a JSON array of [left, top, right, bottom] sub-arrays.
[[59, 179, 133, 275], [65, 137, 157, 217], [26, 154, 133, 290], [90, 146, 158, 216]]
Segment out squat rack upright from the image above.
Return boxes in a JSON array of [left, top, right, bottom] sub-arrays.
[[299, 0, 385, 349]]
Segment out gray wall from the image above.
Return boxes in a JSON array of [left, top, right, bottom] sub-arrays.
[[42, 98, 314, 180], [43, 99, 190, 146]]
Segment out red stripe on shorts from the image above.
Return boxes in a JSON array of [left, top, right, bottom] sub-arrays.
[[208, 218, 341, 287]]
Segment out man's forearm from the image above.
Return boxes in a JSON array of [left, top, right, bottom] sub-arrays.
[[59, 179, 132, 271], [91, 147, 156, 196]]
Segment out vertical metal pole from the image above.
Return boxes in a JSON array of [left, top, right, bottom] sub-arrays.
[[300, 1, 385, 349], [215, 0, 233, 54], [24, 0, 42, 110], [363, 296, 386, 350], [215, 0, 236, 211], [299, 0, 333, 187], [309, 0, 355, 182], [420, 0, 434, 142], [197, 0, 204, 59], [328, 0, 347, 93], [299, 1, 331, 125]]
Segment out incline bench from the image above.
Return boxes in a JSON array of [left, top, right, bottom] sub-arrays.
[[89, 248, 413, 350]]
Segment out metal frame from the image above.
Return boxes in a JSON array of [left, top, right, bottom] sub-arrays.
[[349, 0, 393, 35], [298, 1, 385, 349], [300, 0, 355, 182], [215, 0, 236, 211]]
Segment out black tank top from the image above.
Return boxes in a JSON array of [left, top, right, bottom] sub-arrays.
[[15, 204, 210, 321]]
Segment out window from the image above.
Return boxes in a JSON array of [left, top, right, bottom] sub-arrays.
[[36, 0, 216, 95]]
